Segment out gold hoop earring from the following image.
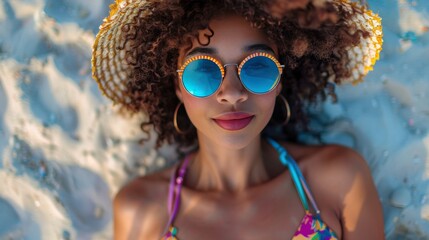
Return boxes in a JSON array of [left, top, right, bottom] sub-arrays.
[[173, 102, 192, 134], [276, 94, 291, 125]]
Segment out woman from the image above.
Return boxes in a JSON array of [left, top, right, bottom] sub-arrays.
[[92, 0, 384, 239]]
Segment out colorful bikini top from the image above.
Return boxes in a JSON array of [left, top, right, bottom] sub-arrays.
[[161, 138, 339, 240]]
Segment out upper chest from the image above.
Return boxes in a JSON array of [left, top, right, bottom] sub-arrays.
[[171, 179, 306, 240], [163, 169, 341, 240], [143, 146, 343, 239]]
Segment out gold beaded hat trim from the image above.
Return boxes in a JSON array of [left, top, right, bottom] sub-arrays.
[[91, 0, 383, 105]]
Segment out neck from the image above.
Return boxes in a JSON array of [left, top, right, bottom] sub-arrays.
[[185, 134, 275, 193]]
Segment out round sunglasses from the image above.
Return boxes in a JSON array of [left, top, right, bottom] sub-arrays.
[[177, 52, 284, 98]]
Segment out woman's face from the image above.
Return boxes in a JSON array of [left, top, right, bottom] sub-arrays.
[[176, 14, 282, 149]]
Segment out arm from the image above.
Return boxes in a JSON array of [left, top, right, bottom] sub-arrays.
[[332, 147, 385, 240], [113, 178, 168, 240], [113, 184, 144, 240]]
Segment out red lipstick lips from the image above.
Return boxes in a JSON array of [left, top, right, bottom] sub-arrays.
[[213, 112, 254, 131]]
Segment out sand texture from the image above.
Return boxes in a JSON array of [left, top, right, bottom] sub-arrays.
[[0, 0, 429, 239]]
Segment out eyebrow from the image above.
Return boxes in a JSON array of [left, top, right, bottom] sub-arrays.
[[185, 43, 276, 57], [187, 47, 216, 57], [244, 44, 276, 54]]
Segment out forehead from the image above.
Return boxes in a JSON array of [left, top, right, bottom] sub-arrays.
[[179, 14, 278, 62]]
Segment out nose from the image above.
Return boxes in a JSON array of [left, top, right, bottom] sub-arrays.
[[216, 65, 248, 104]]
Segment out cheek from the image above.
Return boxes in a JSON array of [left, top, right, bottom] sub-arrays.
[[181, 92, 208, 119], [257, 93, 278, 122], [183, 95, 200, 112], [260, 92, 277, 110]]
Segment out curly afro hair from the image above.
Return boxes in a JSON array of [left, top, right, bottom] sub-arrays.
[[114, 0, 370, 153]]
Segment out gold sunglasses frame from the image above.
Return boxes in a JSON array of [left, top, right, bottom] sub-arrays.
[[176, 52, 285, 97]]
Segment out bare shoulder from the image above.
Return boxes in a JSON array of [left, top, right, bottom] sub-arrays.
[[113, 164, 178, 240], [295, 144, 375, 204], [280, 143, 370, 202], [303, 144, 372, 184], [290, 143, 384, 239]]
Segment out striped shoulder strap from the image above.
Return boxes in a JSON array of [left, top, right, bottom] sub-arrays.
[[266, 138, 321, 215]]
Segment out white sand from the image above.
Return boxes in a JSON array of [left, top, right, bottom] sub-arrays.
[[0, 0, 428, 239]]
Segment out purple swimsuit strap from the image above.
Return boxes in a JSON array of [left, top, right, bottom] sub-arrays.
[[163, 155, 191, 236]]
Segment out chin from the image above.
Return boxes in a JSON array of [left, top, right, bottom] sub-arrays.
[[199, 128, 263, 150]]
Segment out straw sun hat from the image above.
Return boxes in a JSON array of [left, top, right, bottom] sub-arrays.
[[92, 0, 383, 105]]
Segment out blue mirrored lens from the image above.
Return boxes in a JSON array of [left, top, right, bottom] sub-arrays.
[[182, 59, 222, 97], [240, 56, 280, 94]]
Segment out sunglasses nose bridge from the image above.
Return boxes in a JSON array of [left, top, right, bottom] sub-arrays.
[[222, 63, 240, 80], [223, 63, 238, 68], [217, 63, 248, 104], [222, 63, 242, 84]]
